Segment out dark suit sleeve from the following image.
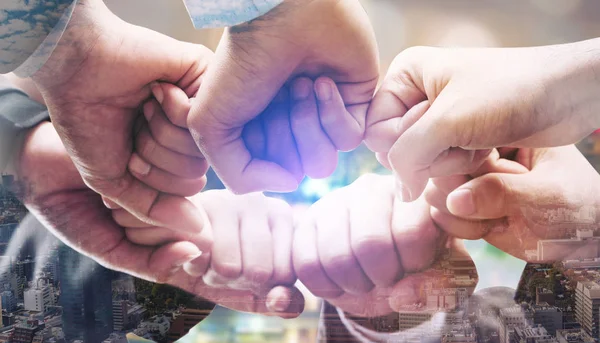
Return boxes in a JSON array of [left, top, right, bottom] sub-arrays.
[[0, 80, 50, 175]]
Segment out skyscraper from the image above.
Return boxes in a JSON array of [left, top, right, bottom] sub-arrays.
[[575, 281, 600, 339], [58, 244, 114, 343]]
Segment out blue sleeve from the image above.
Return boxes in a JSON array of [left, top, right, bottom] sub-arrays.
[[0, 0, 78, 77], [182, 0, 283, 29]]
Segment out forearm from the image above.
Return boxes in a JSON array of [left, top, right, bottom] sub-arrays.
[[31, 0, 118, 88], [541, 38, 600, 130]]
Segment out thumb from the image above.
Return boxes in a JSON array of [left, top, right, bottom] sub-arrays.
[[447, 172, 535, 220]]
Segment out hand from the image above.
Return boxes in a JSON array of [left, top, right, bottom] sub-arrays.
[[16, 122, 302, 318], [425, 146, 600, 261], [126, 82, 209, 197], [366, 41, 600, 202], [114, 191, 304, 318], [293, 174, 476, 317], [30, 0, 213, 250], [129, 76, 354, 194], [189, 0, 379, 193]]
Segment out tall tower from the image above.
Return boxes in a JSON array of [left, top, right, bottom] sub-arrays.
[[58, 244, 114, 343]]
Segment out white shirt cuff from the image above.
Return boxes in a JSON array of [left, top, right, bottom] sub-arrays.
[[182, 0, 283, 29]]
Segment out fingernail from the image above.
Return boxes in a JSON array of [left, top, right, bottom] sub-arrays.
[[292, 80, 311, 100], [151, 82, 164, 105], [143, 101, 155, 122], [101, 196, 120, 209], [129, 154, 151, 176], [447, 188, 476, 216], [395, 177, 413, 202], [315, 80, 332, 101], [176, 253, 202, 268], [182, 254, 208, 277]]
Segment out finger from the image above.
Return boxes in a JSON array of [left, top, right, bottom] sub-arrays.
[[135, 126, 209, 178], [125, 226, 184, 246], [203, 203, 242, 283], [349, 175, 402, 288], [265, 285, 305, 319], [102, 178, 212, 252], [316, 198, 374, 295], [315, 77, 363, 152], [336, 76, 379, 134], [364, 47, 432, 153], [430, 207, 499, 240], [129, 154, 207, 197], [387, 92, 460, 202], [292, 217, 344, 299], [428, 148, 493, 178], [376, 152, 392, 170], [190, 128, 298, 193], [290, 77, 338, 179], [392, 197, 443, 273], [262, 88, 304, 183], [183, 252, 211, 277], [238, 201, 274, 291], [424, 181, 452, 214], [102, 196, 121, 210], [366, 100, 430, 154], [242, 118, 266, 159], [269, 201, 297, 286], [112, 208, 152, 228], [145, 99, 203, 157], [447, 173, 529, 220], [151, 82, 191, 128]]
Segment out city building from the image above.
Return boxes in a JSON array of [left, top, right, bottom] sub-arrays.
[[59, 245, 113, 343], [112, 300, 127, 332], [499, 306, 533, 343], [24, 280, 54, 313], [512, 325, 556, 343], [426, 288, 469, 311], [556, 328, 595, 343], [1, 291, 16, 312], [11, 319, 43, 343], [112, 300, 146, 332], [537, 230, 600, 262], [167, 308, 212, 342], [574, 281, 600, 339], [530, 304, 563, 335], [536, 288, 556, 306], [139, 315, 170, 336], [563, 259, 600, 270]]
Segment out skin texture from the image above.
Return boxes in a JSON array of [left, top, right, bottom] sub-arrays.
[[366, 41, 600, 202], [426, 146, 600, 261], [188, 0, 380, 194], [31, 0, 214, 251], [293, 174, 477, 317], [14, 122, 303, 318]]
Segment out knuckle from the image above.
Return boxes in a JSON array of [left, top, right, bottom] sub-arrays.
[[321, 252, 354, 272], [212, 262, 241, 280], [244, 266, 273, 285], [137, 132, 158, 159], [352, 234, 392, 260]]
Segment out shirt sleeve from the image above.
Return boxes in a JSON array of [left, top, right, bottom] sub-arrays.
[[182, 0, 283, 29], [0, 79, 50, 174], [0, 0, 78, 77]]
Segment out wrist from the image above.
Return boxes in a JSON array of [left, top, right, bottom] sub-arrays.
[[31, 0, 120, 89], [541, 38, 600, 131]]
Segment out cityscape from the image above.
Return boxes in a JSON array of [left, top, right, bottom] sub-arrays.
[[1, 143, 600, 343]]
